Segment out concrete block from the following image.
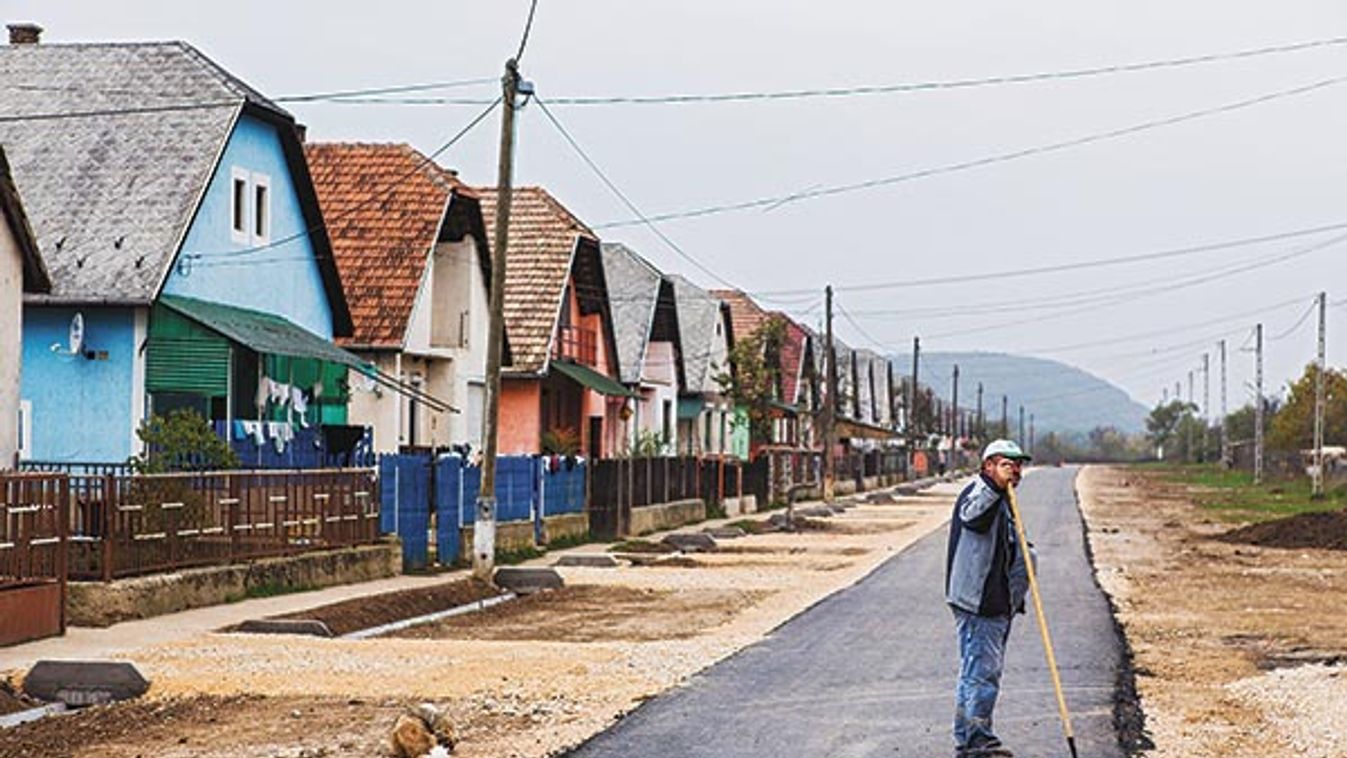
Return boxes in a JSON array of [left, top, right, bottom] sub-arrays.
[[553, 553, 621, 568], [661, 532, 719, 553], [703, 526, 747, 539], [795, 506, 835, 518], [235, 618, 334, 637], [494, 567, 564, 595], [23, 660, 150, 707]]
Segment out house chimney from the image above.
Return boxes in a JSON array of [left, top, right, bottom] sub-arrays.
[[7, 23, 42, 45]]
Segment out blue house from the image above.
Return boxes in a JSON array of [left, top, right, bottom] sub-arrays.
[[0, 31, 360, 465]]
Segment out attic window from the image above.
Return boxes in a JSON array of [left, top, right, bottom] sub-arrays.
[[251, 173, 271, 245], [230, 167, 249, 244]]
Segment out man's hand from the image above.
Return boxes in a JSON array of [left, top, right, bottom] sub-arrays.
[[988, 457, 1023, 490]]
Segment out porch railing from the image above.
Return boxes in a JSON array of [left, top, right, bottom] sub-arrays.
[[66, 468, 380, 581]]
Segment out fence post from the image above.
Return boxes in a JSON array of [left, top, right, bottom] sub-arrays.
[[101, 473, 115, 582], [57, 475, 68, 633]]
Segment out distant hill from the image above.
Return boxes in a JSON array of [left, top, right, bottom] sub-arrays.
[[888, 352, 1147, 435]]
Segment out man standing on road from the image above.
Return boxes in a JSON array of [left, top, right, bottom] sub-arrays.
[[944, 439, 1032, 757]]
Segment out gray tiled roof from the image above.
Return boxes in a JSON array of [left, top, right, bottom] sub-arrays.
[[0, 42, 289, 303], [600, 242, 663, 385], [669, 274, 724, 395]]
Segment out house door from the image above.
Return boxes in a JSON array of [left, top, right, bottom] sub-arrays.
[[588, 416, 602, 459]]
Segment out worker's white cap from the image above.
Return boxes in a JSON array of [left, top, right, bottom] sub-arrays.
[[982, 439, 1031, 462]]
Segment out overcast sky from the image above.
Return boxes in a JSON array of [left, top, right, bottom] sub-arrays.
[[12, 1, 1347, 419]]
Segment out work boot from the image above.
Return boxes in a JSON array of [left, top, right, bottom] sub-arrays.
[[966, 746, 1014, 757]]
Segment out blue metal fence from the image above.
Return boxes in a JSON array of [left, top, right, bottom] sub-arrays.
[[381, 454, 588, 569], [379, 454, 431, 571]]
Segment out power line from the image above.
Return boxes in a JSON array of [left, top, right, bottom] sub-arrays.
[[275, 77, 497, 103], [515, 0, 541, 63], [290, 34, 1347, 107], [922, 231, 1347, 339], [1267, 297, 1319, 340], [532, 95, 744, 293], [751, 219, 1347, 296], [596, 75, 1347, 230], [183, 97, 502, 264]]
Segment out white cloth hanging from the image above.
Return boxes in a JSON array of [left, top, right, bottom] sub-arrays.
[[266, 421, 293, 453], [269, 380, 290, 406], [241, 420, 265, 446], [291, 386, 310, 428], [254, 378, 269, 412]]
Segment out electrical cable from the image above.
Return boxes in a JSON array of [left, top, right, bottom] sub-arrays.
[[184, 97, 501, 264], [532, 95, 745, 293], [1267, 298, 1319, 340], [751, 219, 1347, 296], [293, 34, 1347, 107], [515, 0, 540, 64], [595, 75, 1347, 230]]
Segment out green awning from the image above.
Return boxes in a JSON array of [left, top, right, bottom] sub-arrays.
[[159, 295, 367, 369], [550, 359, 638, 397]]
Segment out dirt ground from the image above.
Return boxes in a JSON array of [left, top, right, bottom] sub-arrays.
[[0, 489, 954, 758], [391, 585, 769, 643], [263, 577, 503, 636], [1079, 466, 1347, 758]]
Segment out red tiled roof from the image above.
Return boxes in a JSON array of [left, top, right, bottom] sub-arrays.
[[710, 289, 772, 342], [478, 187, 597, 374], [305, 143, 462, 348]]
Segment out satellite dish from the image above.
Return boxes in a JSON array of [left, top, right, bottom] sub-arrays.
[[68, 312, 84, 355]]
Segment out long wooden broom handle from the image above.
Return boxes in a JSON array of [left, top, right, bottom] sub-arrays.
[[1007, 482, 1079, 757]]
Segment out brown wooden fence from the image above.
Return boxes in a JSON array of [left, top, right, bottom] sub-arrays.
[[66, 468, 380, 581], [0, 472, 68, 645]]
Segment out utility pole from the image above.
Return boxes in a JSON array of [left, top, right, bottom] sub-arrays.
[[823, 286, 837, 503], [1255, 323, 1265, 485], [475, 58, 521, 582], [1313, 291, 1327, 498], [1029, 413, 1035, 456], [976, 382, 984, 440], [909, 336, 920, 468], [1018, 405, 1025, 445], [1201, 352, 1210, 463], [1187, 370, 1195, 463], [1001, 395, 1009, 439], [1219, 339, 1228, 466], [950, 365, 959, 472]]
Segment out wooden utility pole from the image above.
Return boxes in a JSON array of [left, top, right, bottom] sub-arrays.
[[1018, 405, 1025, 446], [1219, 339, 1229, 466], [1187, 370, 1195, 463], [909, 337, 920, 464], [475, 59, 520, 582], [1001, 395, 1009, 439], [950, 365, 959, 472], [976, 382, 984, 441], [1201, 352, 1210, 462], [1255, 323, 1265, 484], [1313, 291, 1327, 498], [823, 286, 837, 503]]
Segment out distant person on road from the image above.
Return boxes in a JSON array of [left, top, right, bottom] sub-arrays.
[[944, 439, 1032, 757]]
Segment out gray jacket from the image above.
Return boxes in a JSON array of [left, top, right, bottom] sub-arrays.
[[944, 475, 1030, 617]]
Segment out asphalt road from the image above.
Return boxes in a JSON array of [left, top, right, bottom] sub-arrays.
[[566, 466, 1125, 758]]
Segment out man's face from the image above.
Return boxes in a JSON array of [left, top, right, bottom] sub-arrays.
[[983, 455, 1022, 488]]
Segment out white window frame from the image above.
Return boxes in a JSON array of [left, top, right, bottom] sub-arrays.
[[229, 166, 250, 244], [18, 399, 31, 460], [251, 172, 271, 245]]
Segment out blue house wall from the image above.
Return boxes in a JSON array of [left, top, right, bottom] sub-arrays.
[[21, 306, 137, 463], [162, 113, 335, 339]]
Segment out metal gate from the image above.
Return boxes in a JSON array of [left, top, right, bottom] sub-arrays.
[[0, 472, 68, 646], [378, 454, 431, 571]]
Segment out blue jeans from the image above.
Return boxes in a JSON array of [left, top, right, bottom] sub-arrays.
[[953, 607, 1012, 751]]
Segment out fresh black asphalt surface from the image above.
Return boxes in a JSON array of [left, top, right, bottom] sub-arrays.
[[566, 466, 1125, 758]]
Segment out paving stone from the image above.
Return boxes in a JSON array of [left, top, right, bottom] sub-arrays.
[[23, 660, 150, 706], [235, 619, 334, 637], [661, 533, 719, 553], [494, 567, 565, 594], [553, 553, 621, 568]]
